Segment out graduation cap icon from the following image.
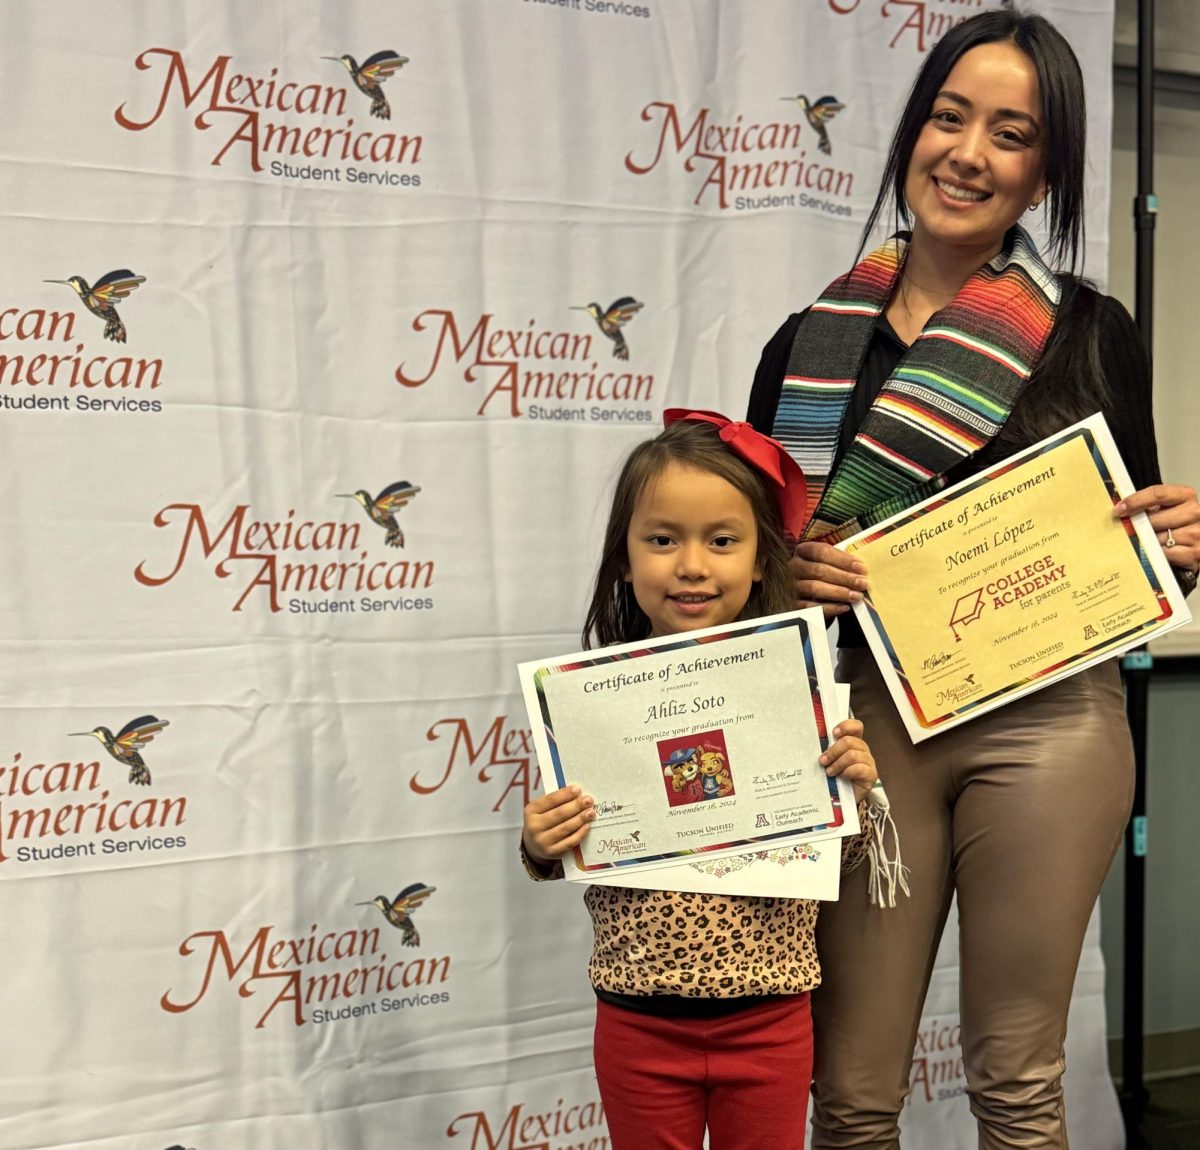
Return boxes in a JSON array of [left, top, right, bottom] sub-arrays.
[[949, 589, 986, 642]]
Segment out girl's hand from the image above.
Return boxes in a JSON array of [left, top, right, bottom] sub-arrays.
[[791, 541, 869, 618], [819, 719, 878, 801], [522, 785, 596, 864], [1115, 484, 1200, 576]]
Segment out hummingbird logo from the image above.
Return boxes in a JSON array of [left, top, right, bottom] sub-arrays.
[[337, 481, 420, 548], [571, 297, 644, 361], [70, 715, 169, 786], [780, 94, 845, 156], [323, 50, 409, 120], [44, 269, 146, 343], [357, 881, 436, 947]]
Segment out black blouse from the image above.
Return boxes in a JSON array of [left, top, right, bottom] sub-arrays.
[[747, 283, 1164, 646]]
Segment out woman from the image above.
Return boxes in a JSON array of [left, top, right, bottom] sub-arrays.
[[747, 10, 1199, 1148]]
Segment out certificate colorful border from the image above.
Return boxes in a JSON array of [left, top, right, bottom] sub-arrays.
[[850, 422, 1177, 731], [529, 614, 848, 872]]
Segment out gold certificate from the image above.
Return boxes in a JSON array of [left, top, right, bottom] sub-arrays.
[[841, 414, 1191, 742]]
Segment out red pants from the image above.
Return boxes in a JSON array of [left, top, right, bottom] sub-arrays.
[[593, 994, 813, 1150]]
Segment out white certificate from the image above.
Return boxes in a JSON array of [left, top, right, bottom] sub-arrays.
[[517, 609, 859, 884], [585, 686, 852, 899]]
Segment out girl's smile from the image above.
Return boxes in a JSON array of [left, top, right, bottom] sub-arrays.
[[624, 461, 762, 638]]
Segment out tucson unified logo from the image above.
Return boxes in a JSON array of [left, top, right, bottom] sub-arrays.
[[0, 269, 165, 414], [134, 483, 435, 614], [114, 47, 422, 189], [396, 295, 655, 422]]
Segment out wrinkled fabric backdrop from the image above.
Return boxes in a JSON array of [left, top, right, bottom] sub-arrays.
[[0, 2, 1123, 1147]]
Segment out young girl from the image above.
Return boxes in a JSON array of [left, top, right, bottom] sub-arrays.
[[521, 411, 880, 1150]]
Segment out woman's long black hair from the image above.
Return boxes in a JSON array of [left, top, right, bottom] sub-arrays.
[[858, 8, 1088, 273], [858, 8, 1113, 443]]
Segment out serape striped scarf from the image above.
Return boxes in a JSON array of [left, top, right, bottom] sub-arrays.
[[773, 226, 1060, 542]]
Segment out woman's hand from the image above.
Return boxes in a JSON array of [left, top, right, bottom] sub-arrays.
[[522, 785, 596, 864], [790, 541, 869, 618], [819, 719, 878, 801], [1115, 484, 1200, 576]]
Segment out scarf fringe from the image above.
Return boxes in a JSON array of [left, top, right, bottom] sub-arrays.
[[863, 782, 909, 909]]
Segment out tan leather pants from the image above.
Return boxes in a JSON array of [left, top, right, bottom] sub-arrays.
[[810, 649, 1133, 1150]]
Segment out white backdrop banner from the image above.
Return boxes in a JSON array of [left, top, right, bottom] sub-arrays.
[[0, 2, 1122, 1148]]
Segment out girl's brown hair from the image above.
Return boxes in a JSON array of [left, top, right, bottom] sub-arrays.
[[582, 420, 794, 648]]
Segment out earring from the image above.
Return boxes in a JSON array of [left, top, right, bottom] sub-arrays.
[[1029, 199, 1042, 211]]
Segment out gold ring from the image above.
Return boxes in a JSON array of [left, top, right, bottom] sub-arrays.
[[1165, 527, 1177, 548]]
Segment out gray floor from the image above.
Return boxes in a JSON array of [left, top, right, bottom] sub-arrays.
[[1126, 1076, 1200, 1149]]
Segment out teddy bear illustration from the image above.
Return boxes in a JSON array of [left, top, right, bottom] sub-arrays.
[[662, 747, 704, 803], [698, 748, 733, 799]]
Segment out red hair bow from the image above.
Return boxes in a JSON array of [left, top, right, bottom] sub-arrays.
[[663, 408, 808, 540]]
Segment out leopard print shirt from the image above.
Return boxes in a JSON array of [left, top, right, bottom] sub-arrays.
[[521, 822, 866, 998], [582, 883, 822, 997]]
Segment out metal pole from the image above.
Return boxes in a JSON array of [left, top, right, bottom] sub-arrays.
[[1120, 0, 1156, 1127]]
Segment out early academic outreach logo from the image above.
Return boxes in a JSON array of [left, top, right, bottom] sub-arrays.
[[161, 888, 452, 1030], [0, 719, 187, 865], [114, 48, 423, 188], [0, 270, 165, 413], [395, 296, 656, 422], [133, 486, 435, 614], [357, 881, 436, 946], [624, 90, 855, 216], [446, 1091, 608, 1150], [410, 714, 541, 814], [828, 0, 992, 54]]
